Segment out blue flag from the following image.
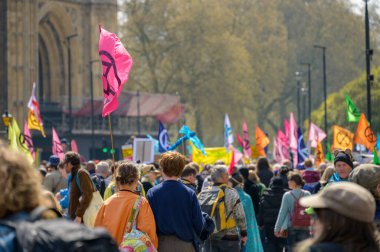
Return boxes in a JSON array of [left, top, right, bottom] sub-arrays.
[[158, 121, 170, 153], [168, 125, 206, 155], [297, 127, 308, 168]]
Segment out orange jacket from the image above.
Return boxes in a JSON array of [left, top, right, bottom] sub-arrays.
[[94, 191, 158, 247]]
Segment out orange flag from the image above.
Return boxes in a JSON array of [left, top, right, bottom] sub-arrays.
[[332, 125, 354, 150], [256, 126, 270, 156], [315, 141, 325, 167], [355, 113, 377, 152]]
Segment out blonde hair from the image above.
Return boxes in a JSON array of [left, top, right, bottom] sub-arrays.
[[248, 170, 261, 184], [42, 190, 62, 213], [0, 144, 44, 218], [320, 166, 335, 183]]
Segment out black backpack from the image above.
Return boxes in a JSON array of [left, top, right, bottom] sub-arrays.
[[91, 174, 106, 198], [0, 207, 118, 252]]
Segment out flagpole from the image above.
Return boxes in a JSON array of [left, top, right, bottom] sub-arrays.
[[108, 114, 115, 162]]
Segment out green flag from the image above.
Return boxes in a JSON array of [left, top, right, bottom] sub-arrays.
[[374, 147, 380, 165], [325, 143, 334, 162], [345, 95, 361, 123]]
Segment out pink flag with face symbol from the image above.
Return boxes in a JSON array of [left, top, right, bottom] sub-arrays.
[[98, 25, 133, 117]]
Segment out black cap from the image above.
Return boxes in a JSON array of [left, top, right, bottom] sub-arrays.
[[334, 152, 353, 169]]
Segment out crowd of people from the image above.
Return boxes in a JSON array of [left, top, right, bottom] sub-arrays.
[[1, 140, 380, 252]]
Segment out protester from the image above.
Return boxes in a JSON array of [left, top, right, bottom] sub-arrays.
[[312, 166, 335, 194], [92, 161, 110, 198], [349, 164, 380, 231], [43, 155, 67, 194], [64, 151, 94, 223], [302, 159, 320, 193], [296, 182, 380, 252], [95, 161, 158, 247], [141, 163, 159, 193], [180, 164, 198, 192], [318, 163, 327, 176], [274, 172, 311, 251], [270, 165, 290, 189], [229, 172, 263, 252], [197, 165, 209, 194], [257, 157, 274, 187], [329, 149, 354, 184], [147, 152, 206, 252], [258, 177, 288, 252], [239, 168, 262, 216], [199, 165, 247, 252], [283, 159, 292, 170], [85, 160, 96, 175], [42, 190, 63, 214]]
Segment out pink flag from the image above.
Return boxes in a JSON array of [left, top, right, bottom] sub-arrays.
[[308, 123, 326, 148], [71, 139, 78, 153], [284, 119, 290, 139], [52, 128, 64, 161], [99, 25, 133, 117], [273, 138, 283, 163], [23, 121, 35, 160], [277, 130, 290, 159], [232, 146, 244, 163], [242, 121, 252, 158], [289, 113, 298, 149]]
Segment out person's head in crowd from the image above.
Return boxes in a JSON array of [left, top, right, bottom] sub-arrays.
[[38, 164, 47, 178], [185, 162, 200, 174], [85, 160, 96, 174], [214, 160, 226, 166], [279, 165, 290, 176], [304, 159, 313, 169], [115, 161, 140, 190], [271, 177, 285, 189], [248, 170, 261, 184], [287, 172, 305, 189], [96, 161, 110, 178], [181, 165, 198, 184], [239, 167, 249, 181], [47, 155, 60, 172], [42, 190, 62, 213], [141, 164, 159, 183], [282, 159, 292, 169], [229, 172, 244, 188], [272, 164, 281, 175], [318, 162, 327, 175], [256, 157, 272, 172], [203, 164, 212, 173], [247, 164, 256, 171], [61, 138, 68, 152], [210, 165, 229, 184], [58, 161, 68, 179], [200, 168, 210, 179], [350, 164, 380, 201], [0, 145, 44, 219], [320, 165, 335, 184], [64, 151, 81, 174], [297, 182, 380, 252], [333, 149, 354, 180], [159, 152, 186, 180]]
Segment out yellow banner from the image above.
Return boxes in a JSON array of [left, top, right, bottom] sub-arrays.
[[8, 119, 34, 163], [191, 143, 232, 167]]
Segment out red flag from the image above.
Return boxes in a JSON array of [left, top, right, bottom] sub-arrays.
[[236, 133, 244, 150], [24, 121, 35, 160], [52, 128, 64, 161], [228, 148, 235, 175], [284, 119, 290, 139], [277, 130, 290, 159], [71, 139, 78, 153], [242, 121, 252, 158], [98, 25, 133, 117]]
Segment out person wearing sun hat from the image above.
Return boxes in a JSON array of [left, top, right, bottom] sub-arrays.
[[328, 149, 354, 184], [349, 164, 380, 231], [295, 182, 380, 252]]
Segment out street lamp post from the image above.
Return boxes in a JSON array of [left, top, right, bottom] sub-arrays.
[[89, 59, 98, 160], [295, 71, 302, 124], [301, 63, 311, 125], [364, 0, 374, 124], [314, 45, 328, 150], [66, 33, 78, 139]]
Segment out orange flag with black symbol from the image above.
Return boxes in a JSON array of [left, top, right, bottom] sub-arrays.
[[256, 126, 270, 156], [332, 125, 354, 150], [315, 141, 325, 167], [355, 113, 376, 152]]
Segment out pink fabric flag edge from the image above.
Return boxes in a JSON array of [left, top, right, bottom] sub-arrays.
[[52, 128, 65, 161], [24, 121, 35, 160]]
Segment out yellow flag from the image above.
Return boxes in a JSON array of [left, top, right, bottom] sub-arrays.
[[332, 125, 354, 150], [251, 145, 261, 158], [8, 119, 34, 163], [315, 141, 324, 167], [355, 113, 376, 152], [191, 143, 232, 167], [28, 109, 46, 137]]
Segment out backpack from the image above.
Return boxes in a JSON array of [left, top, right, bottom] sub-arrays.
[[290, 191, 311, 228], [91, 174, 106, 198], [0, 207, 118, 252], [198, 185, 236, 233], [119, 196, 157, 252]]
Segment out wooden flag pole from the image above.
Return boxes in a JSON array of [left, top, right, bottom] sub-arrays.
[[108, 114, 116, 162]]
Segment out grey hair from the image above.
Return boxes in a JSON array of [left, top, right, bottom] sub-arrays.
[[211, 165, 228, 183], [96, 161, 110, 175]]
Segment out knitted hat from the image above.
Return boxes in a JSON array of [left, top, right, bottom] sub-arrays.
[[300, 182, 375, 223], [334, 151, 353, 169], [349, 164, 380, 193]]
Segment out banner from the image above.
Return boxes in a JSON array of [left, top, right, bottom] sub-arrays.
[[308, 123, 326, 148], [345, 95, 361, 123], [224, 114, 234, 151], [256, 126, 270, 157], [332, 125, 354, 150], [27, 82, 46, 137], [355, 113, 376, 152], [192, 144, 232, 167], [133, 138, 155, 163], [8, 119, 33, 163], [315, 141, 325, 167], [122, 144, 133, 160], [242, 121, 252, 158], [24, 121, 35, 160], [158, 121, 170, 153], [98, 25, 133, 117], [52, 128, 65, 161]]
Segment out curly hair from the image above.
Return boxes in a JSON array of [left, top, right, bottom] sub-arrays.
[[0, 145, 44, 218], [115, 161, 140, 185]]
